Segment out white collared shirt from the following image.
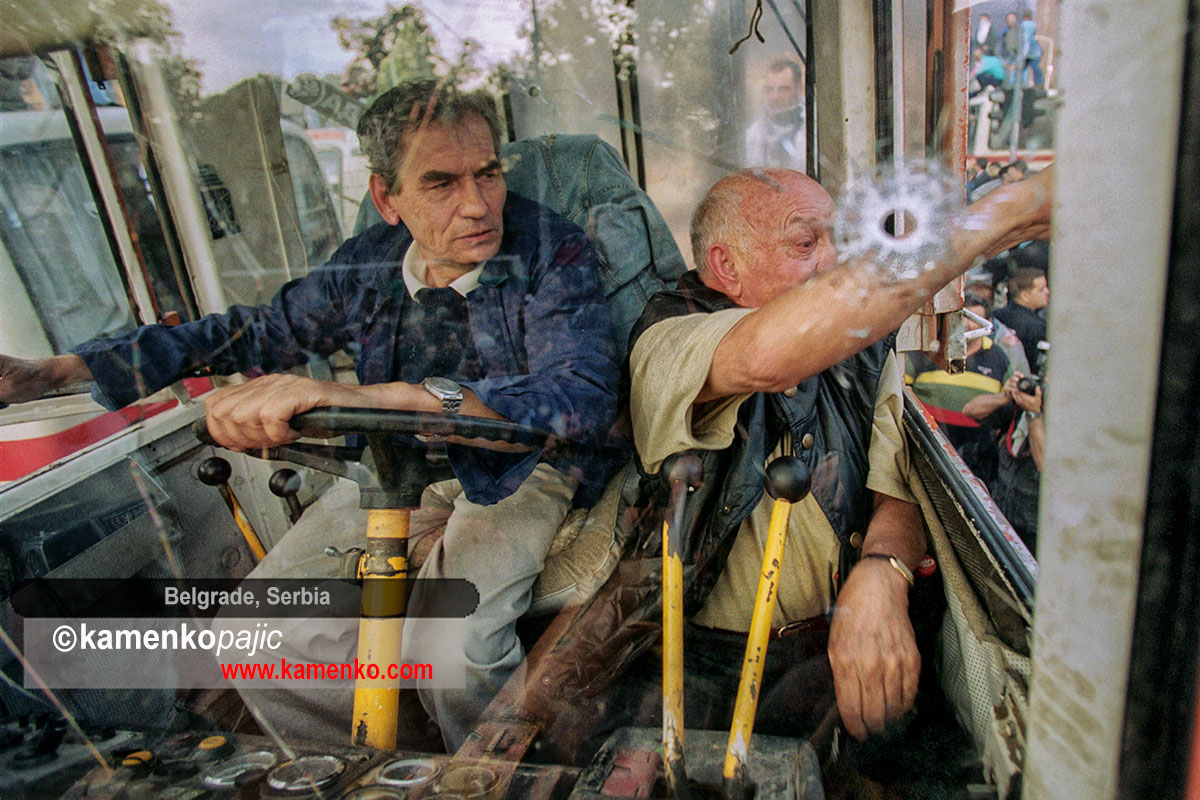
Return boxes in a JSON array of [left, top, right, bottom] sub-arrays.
[[402, 244, 484, 301]]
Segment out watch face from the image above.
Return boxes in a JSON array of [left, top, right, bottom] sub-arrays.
[[424, 377, 461, 397]]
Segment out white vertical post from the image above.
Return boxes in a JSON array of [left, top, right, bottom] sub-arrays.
[[126, 38, 227, 315], [1023, 1, 1188, 798]]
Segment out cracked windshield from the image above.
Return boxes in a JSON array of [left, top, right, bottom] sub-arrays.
[[0, 1, 1065, 798]]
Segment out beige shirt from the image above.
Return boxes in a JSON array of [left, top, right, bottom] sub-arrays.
[[629, 309, 914, 631]]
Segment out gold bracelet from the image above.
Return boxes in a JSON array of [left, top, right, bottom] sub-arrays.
[[859, 553, 915, 588]]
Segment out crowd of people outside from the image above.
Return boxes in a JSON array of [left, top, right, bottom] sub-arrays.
[[971, 9, 1045, 94], [966, 156, 1030, 202], [906, 165, 1050, 552]]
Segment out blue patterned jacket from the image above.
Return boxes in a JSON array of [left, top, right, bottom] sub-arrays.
[[75, 192, 621, 505]]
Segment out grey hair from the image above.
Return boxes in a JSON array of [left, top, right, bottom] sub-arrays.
[[356, 79, 501, 192], [690, 171, 775, 273]]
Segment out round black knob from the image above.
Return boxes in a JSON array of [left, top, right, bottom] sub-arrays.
[[268, 468, 302, 498], [197, 457, 232, 486], [765, 456, 811, 503]]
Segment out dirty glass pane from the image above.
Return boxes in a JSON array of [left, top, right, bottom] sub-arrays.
[[505, 2, 622, 151], [633, 1, 808, 261], [282, 132, 343, 269], [0, 56, 134, 356], [0, 1, 1089, 798]]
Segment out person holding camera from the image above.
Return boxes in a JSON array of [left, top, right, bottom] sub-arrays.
[[993, 368, 1045, 551]]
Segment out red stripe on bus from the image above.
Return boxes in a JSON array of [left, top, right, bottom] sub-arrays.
[[0, 378, 211, 482], [922, 404, 981, 429]]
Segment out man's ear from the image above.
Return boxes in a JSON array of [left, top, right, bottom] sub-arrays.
[[704, 242, 742, 300], [369, 174, 401, 226]]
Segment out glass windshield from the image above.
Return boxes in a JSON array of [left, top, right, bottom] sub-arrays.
[[0, 5, 1075, 798]]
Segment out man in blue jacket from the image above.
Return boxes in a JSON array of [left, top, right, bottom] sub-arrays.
[[0, 80, 621, 748]]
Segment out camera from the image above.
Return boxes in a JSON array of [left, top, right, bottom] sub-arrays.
[[1018, 339, 1049, 396]]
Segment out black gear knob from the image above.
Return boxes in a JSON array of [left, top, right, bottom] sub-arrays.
[[765, 456, 811, 503], [268, 468, 302, 498], [268, 468, 304, 524], [197, 456, 232, 486]]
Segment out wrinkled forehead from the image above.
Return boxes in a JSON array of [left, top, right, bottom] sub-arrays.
[[737, 169, 834, 226], [395, 114, 497, 176]]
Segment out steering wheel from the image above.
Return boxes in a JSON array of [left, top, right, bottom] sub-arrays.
[[192, 406, 559, 508], [194, 406, 555, 450], [297, 406, 557, 449]]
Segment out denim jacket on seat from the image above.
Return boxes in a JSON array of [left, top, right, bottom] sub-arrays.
[[499, 134, 687, 354]]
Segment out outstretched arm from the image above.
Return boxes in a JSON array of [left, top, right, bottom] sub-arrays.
[[703, 168, 1054, 402], [0, 354, 93, 405], [962, 390, 1013, 422]]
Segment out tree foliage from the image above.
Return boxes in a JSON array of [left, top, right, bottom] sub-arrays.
[[331, 3, 489, 100], [331, 4, 440, 99], [103, 0, 203, 111]]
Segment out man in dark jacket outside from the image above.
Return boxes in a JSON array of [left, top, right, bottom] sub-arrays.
[[994, 265, 1049, 370]]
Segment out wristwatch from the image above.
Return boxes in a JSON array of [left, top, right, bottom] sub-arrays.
[[422, 377, 463, 415]]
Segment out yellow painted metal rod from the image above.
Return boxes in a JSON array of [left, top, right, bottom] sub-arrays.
[[352, 507, 410, 750], [663, 519, 690, 798], [662, 455, 700, 800], [219, 485, 268, 562], [723, 456, 809, 800], [722, 497, 793, 791]]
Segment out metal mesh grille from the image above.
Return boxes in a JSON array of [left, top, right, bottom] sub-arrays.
[[903, 436, 1032, 789], [911, 446, 1030, 656]]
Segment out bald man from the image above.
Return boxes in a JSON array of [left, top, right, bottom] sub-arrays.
[[627, 168, 1051, 740]]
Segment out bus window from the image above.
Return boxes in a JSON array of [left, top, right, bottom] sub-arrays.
[[282, 130, 344, 267], [104, 134, 194, 323], [631, 3, 808, 260], [505, 5, 622, 150], [0, 58, 135, 356]]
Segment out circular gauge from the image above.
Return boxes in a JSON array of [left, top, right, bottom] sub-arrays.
[[267, 754, 347, 793], [376, 758, 441, 788], [337, 788, 407, 800], [433, 765, 497, 799], [200, 750, 278, 789]]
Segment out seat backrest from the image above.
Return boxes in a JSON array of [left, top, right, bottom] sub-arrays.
[[354, 133, 686, 354]]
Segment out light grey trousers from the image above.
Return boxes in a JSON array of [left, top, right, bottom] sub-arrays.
[[225, 463, 577, 750]]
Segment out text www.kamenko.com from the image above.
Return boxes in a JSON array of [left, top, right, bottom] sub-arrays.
[[220, 658, 433, 681]]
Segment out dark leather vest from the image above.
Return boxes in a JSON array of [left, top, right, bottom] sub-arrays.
[[629, 271, 895, 613]]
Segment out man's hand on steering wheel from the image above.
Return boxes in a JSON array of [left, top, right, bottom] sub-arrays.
[[203, 374, 422, 451], [202, 374, 524, 453]]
